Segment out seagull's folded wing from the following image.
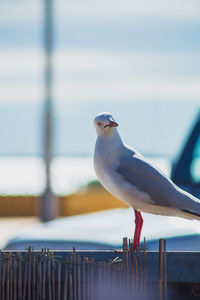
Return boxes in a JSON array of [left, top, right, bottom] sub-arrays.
[[116, 154, 200, 213]]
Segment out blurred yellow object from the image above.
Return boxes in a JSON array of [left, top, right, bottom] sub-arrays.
[[60, 190, 128, 217], [0, 196, 37, 216], [0, 190, 128, 217]]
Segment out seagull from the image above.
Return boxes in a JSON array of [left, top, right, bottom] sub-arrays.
[[93, 112, 200, 249]]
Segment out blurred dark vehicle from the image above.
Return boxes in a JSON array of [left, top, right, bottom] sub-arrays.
[[171, 111, 200, 198]]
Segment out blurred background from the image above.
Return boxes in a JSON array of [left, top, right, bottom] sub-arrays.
[[0, 0, 200, 248]]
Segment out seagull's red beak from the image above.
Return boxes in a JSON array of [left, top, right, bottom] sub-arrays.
[[104, 121, 119, 128]]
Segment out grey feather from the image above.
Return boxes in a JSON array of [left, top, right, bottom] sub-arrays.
[[116, 154, 200, 214]]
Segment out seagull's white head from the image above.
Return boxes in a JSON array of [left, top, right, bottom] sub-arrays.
[[93, 112, 119, 137]]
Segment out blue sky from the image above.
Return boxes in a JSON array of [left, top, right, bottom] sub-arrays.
[[0, 0, 200, 104], [0, 0, 200, 105]]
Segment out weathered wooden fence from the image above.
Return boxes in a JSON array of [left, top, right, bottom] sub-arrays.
[[1, 238, 199, 300]]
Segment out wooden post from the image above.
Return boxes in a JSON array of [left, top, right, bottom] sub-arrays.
[[159, 239, 163, 300], [164, 239, 167, 300]]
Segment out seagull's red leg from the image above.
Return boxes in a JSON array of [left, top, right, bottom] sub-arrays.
[[136, 211, 143, 246], [133, 210, 143, 250]]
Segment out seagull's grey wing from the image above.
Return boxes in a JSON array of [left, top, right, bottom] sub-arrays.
[[116, 154, 200, 215]]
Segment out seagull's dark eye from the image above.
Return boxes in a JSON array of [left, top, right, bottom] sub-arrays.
[[97, 122, 101, 126]]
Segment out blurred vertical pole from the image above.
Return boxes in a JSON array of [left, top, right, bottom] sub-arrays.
[[40, 0, 57, 221]]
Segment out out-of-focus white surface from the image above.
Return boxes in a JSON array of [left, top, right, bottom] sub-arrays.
[[0, 217, 39, 248], [5, 208, 200, 249]]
